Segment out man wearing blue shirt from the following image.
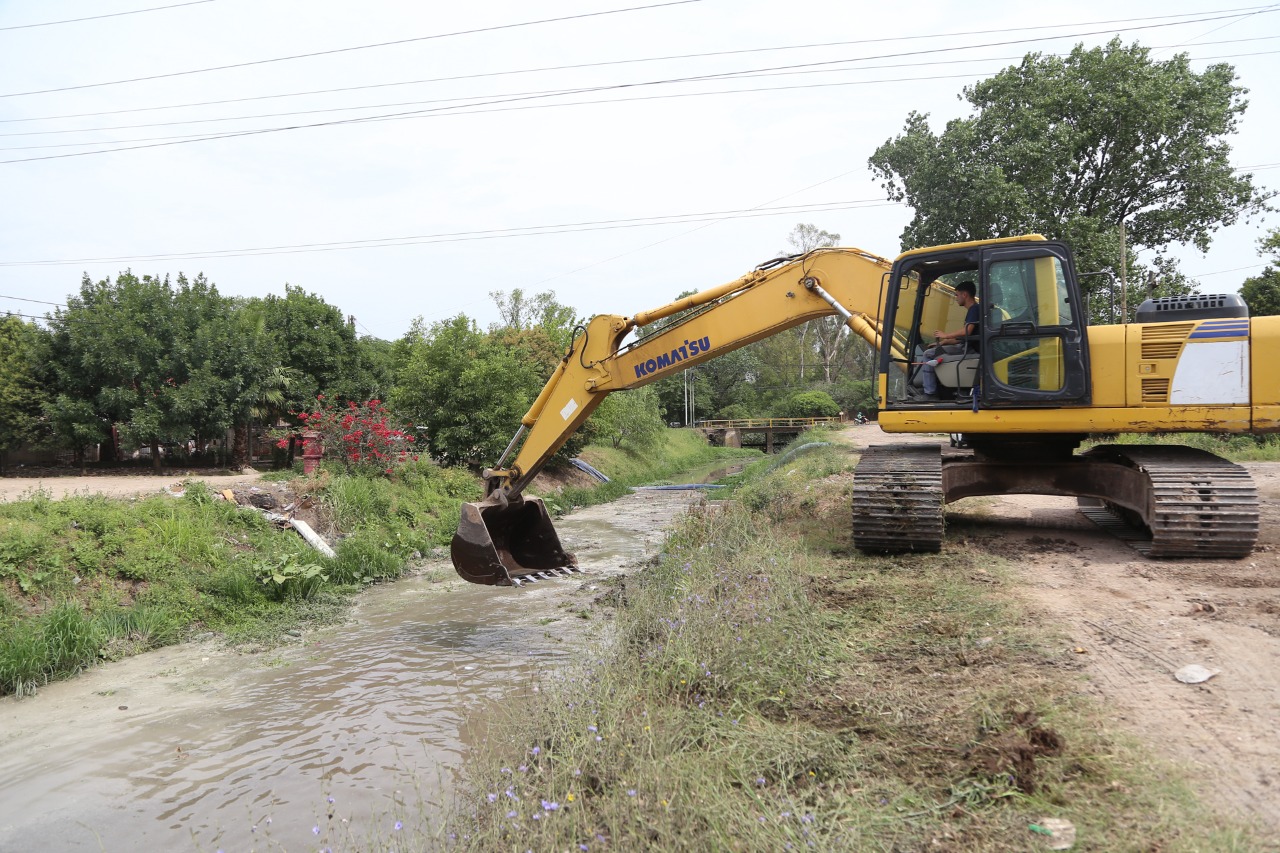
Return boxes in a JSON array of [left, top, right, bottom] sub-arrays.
[[916, 280, 979, 400]]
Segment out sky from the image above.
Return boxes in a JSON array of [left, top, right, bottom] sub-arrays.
[[1, 0, 1278, 342]]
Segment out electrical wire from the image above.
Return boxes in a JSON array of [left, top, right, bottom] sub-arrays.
[[0, 1, 216, 32], [4, 20, 1276, 125], [10, 40, 1280, 140], [3, 11, 1276, 163], [0, 0, 709, 99], [0, 198, 901, 267], [11, 54, 1280, 160]]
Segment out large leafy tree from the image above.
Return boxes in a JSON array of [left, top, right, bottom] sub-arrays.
[[45, 272, 181, 463], [489, 288, 582, 353], [585, 387, 665, 450], [870, 39, 1272, 308], [44, 272, 270, 466], [1240, 227, 1280, 316], [392, 315, 553, 466], [1240, 270, 1280, 317], [0, 315, 47, 469], [247, 285, 359, 410]]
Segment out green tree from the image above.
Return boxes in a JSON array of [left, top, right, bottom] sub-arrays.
[[45, 272, 184, 464], [44, 272, 268, 467], [1240, 228, 1280, 317], [489, 289, 582, 352], [585, 387, 665, 450], [870, 39, 1272, 307], [779, 390, 840, 418], [248, 285, 358, 410], [1240, 269, 1280, 316], [392, 315, 551, 466], [0, 315, 47, 470]]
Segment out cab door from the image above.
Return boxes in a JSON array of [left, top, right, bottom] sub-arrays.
[[980, 242, 1090, 405]]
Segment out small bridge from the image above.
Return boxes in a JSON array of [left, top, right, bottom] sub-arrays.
[[696, 417, 843, 453]]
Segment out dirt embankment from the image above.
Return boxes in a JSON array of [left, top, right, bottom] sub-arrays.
[[0, 468, 267, 502], [848, 423, 1280, 825]]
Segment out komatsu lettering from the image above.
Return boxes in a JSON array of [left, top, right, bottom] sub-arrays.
[[634, 336, 711, 378]]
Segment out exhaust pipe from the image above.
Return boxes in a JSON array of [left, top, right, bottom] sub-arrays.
[[450, 495, 577, 586]]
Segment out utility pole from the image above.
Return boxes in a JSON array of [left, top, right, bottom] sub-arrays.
[[1119, 219, 1128, 323], [683, 370, 689, 426]]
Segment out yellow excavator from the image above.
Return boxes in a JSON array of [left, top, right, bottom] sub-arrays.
[[452, 234, 1270, 585]]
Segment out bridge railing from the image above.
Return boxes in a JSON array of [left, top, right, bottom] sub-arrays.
[[695, 417, 843, 429]]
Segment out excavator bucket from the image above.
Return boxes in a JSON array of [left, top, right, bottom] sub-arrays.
[[451, 496, 579, 586]]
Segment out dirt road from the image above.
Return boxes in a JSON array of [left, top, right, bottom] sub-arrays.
[[0, 469, 266, 502], [847, 424, 1280, 825]]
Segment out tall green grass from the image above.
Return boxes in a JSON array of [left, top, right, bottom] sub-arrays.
[[448, 504, 845, 851]]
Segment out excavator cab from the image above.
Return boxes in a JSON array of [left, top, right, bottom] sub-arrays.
[[883, 238, 1091, 409]]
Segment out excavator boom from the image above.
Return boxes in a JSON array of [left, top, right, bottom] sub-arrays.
[[451, 248, 899, 585]]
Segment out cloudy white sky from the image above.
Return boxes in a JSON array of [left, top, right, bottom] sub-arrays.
[[2, 0, 1277, 341]]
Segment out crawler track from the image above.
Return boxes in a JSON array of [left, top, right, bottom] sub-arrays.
[[852, 444, 944, 553], [1081, 445, 1259, 559]]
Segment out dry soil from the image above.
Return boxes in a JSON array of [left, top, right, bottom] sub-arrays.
[[847, 423, 1280, 826]]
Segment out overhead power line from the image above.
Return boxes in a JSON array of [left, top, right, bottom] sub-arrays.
[[0, 1, 216, 32], [0, 198, 902, 268], [2, 6, 1273, 112], [8, 38, 1280, 140], [6, 28, 1276, 127], [2, 9, 1275, 164], [0, 294, 65, 306], [8, 43, 1280, 162], [0, 0, 708, 99]]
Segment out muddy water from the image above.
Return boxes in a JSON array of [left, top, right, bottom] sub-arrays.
[[0, 490, 701, 852]]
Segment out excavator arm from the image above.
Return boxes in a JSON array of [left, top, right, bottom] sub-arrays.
[[452, 248, 899, 585]]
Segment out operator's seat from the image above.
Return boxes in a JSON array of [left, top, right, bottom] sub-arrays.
[[933, 351, 979, 390]]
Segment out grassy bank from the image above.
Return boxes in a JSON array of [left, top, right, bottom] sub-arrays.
[[446, 433, 1258, 851], [542, 429, 760, 515], [0, 460, 474, 697], [0, 432, 752, 698]]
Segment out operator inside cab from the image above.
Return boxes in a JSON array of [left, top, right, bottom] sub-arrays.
[[909, 280, 979, 402]]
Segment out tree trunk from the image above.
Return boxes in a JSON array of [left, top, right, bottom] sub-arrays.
[[232, 423, 250, 468]]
